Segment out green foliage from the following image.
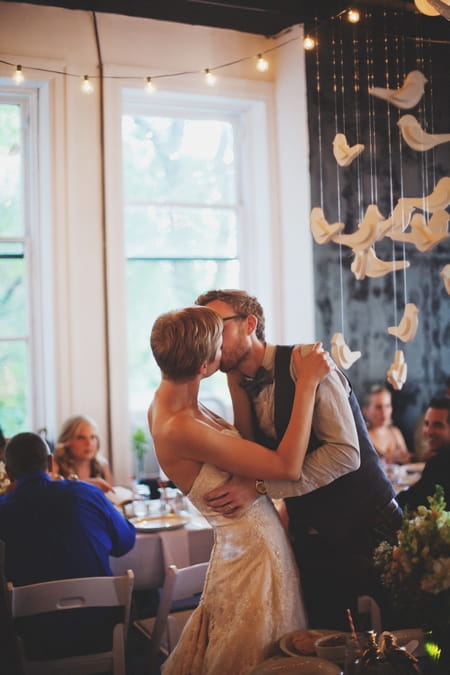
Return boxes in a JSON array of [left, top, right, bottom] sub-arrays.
[[132, 427, 149, 462]]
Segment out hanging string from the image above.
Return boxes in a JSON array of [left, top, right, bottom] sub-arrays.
[[331, 22, 346, 336], [382, 10, 399, 345], [337, 16, 347, 336], [396, 25, 409, 307], [314, 16, 324, 211], [351, 15, 363, 222], [365, 14, 378, 208], [426, 45, 436, 190], [414, 30, 430, 216]]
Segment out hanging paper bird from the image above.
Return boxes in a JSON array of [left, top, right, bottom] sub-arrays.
[[440, 265, 450, 294], [310, 207, 345, 244], [350, 247, 410, 280], [387, 350, 408, 391], [369, 70, 427, 109], [387, 303, 419, 343], [400, 176, 450, 213], [332, 133, 365, 166], [387, 210, 449, 252], [397, 115, 450, 151], [331, 332, 361, 370], [332, 205, 383, 252]]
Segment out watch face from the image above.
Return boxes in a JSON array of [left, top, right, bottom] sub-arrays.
[[256, 480, 267, 495]]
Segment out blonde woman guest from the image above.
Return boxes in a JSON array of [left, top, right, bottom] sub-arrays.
[[54, 415, 114, 493], [363, 385, 411, 465]]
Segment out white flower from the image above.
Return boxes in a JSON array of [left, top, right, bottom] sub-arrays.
[[421, 557, 450, 594]]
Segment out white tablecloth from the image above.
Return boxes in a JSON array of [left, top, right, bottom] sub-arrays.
[[109, 508, 214, 591]]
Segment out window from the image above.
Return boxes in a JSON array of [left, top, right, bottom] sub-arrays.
[[122, 95, 243, 437], [0, 83, 50, 438], [106, 83, 275, 480]]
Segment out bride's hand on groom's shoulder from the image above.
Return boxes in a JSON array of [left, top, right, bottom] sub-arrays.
[[292, 342, 332, 385]]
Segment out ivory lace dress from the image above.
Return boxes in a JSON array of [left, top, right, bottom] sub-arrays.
[[162, 430, 307, 675]]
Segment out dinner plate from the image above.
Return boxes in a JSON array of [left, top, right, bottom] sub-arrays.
[[279, 629, 346, 658], [249, 655, 342, 674], [130, 513, 190, 532]]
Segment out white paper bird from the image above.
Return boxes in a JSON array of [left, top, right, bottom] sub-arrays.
[[369, 70, 427, 109], [332, 205, 383, 252], [398, 115, 450, 152], [350, 247, 410, 280], [415, 0, 450, 20], [401, 176, 450, 213], [387, 350, 408, 391], [332, 133, 365, 167], [388, 303, 419, 343], [310, 207, 345, 244], [378, 200, 415, 238], [387, 210, 449, 251], [441, 264, 450, 294], [331, 332, 362, 370]]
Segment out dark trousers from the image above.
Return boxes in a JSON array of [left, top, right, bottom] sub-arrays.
[[292, 529, 392, 632]]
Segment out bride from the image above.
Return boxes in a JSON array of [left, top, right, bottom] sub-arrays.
[[149, 306, 331, 674]]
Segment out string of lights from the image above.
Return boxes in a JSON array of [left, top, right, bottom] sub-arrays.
[[0, 6, 363, 93], [1, 6, 447, 94]]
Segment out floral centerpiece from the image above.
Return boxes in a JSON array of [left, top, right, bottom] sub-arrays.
[[374, 485, 450, 668]]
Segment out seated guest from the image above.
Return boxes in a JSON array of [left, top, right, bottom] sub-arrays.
[[363, 385, 411, 465], [397, 397, 450, 511], [0, 432, 136, 660], [0, 431, 135, 586], [54, 414, 114, 493]]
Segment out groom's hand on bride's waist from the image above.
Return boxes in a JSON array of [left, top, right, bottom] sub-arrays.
[[204, 475, 257, 518]]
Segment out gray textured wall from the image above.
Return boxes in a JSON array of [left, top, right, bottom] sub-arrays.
[[305, 10, 450, 451]]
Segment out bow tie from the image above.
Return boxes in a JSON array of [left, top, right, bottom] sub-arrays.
[[240, 366, 273, 398]]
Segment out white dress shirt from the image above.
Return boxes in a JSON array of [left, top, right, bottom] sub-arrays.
[[255, 344, 360, 498]]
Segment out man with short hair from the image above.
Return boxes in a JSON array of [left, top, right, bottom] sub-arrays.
[[0, 431, 136, 660], [397, 397, 450, 510], [196, 289, 402, 629], [0, 431, 135, 586]]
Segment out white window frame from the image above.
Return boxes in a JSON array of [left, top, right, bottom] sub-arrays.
[[104, 72, 279, 484], [0, 77, 55, 437]]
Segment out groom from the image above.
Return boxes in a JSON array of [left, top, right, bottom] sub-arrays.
[[196, 289, 402, 630]]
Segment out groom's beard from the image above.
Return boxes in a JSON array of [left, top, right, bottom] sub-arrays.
[[219, 341, 251, 374]]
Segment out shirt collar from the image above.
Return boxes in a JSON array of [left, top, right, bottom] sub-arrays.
[[261, 343, 276, 374]]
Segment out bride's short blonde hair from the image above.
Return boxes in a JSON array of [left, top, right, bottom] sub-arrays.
[[151, 306, 223, 381]]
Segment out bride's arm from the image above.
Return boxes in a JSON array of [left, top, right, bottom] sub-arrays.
[[160, 344, 330, 481]]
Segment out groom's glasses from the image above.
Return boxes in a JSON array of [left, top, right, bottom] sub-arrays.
[[222, 315, 247, 323]]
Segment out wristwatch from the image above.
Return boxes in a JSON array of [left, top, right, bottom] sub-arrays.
[[255, 479, 267, 495]]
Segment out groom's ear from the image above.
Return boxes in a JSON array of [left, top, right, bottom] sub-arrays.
[[245, 314, 258, 336]]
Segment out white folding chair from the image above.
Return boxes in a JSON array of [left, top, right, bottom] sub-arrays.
[[8, 570, 134, 675], [357, 594, 382, 635], [134, 562, 208, 670]]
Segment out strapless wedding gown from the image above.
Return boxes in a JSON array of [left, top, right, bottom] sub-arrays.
[[162, 438, 307, 675]]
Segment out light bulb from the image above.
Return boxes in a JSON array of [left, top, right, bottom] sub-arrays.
[[303, 36, 316, 51], [81, 75, 93, 93], [347, 9, 361, 23], [145, 77, 155, 93], [204, 69, 216, 86], [256, 54, 269, 72], [13, 65, 24, 84]]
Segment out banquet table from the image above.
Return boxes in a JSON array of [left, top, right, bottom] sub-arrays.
[[109, 501, 214, 591], [389, 462, 424, 494]]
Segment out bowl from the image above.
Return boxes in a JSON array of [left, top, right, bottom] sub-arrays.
[[314, 633, 347, 665]]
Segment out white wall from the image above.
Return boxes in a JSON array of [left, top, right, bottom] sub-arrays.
[[0, 2, 312, 482]]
